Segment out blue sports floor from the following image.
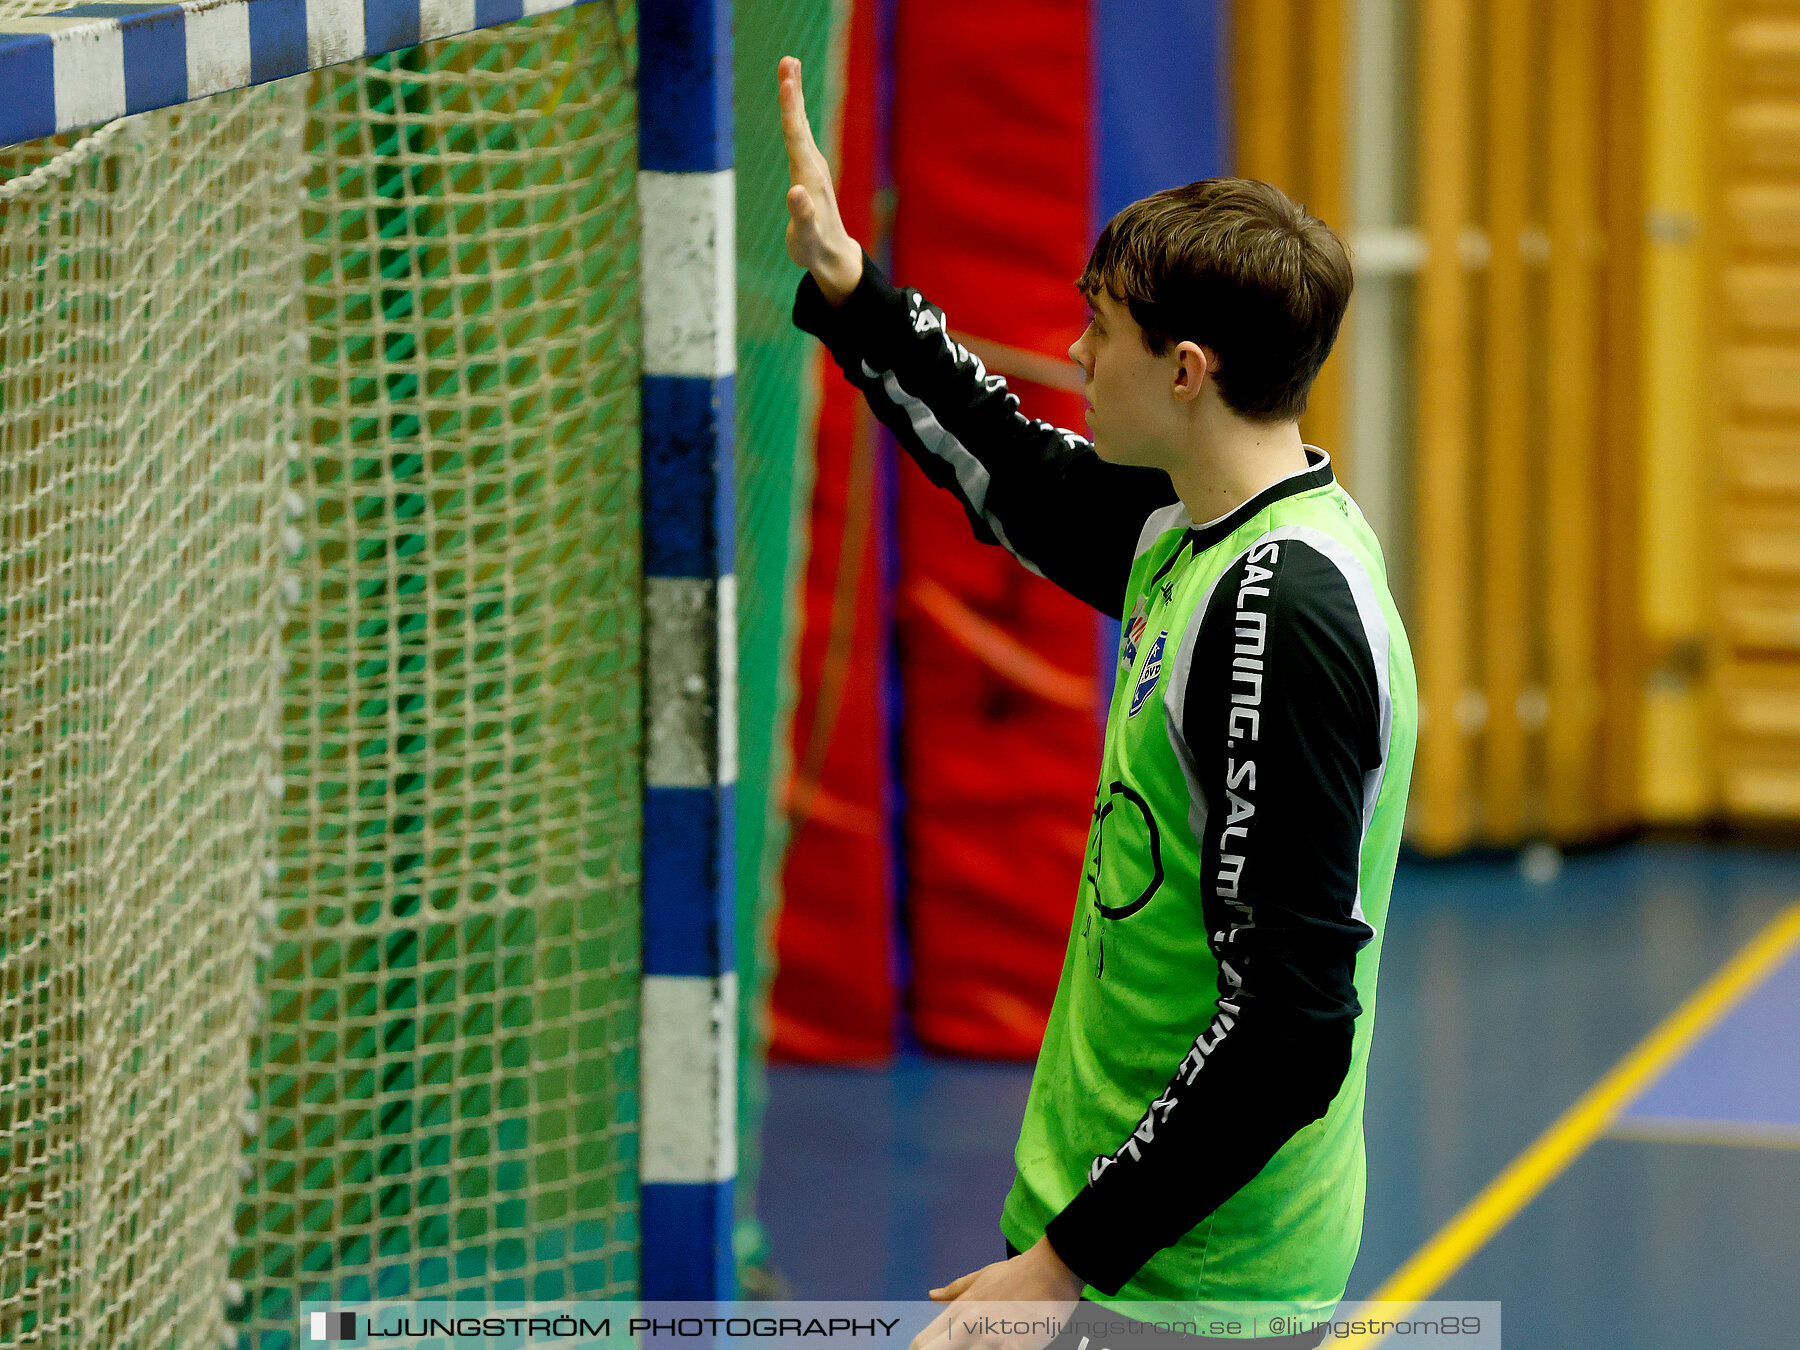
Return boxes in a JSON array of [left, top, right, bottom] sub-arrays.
[[756, 842, 1800, 1349]]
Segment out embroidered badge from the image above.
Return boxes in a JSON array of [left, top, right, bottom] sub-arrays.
[[1128, 629, 1168, 718], [1121, 599, 1148, 672]]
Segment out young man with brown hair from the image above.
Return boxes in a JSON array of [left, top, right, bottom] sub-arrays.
[[779, 56, 1417, 1345]]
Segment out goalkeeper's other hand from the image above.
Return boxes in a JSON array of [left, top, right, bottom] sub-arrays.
[[778, 54, 863, 307]]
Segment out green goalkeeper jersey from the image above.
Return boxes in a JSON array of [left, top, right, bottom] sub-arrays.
[[1004, 480, 1416, 1317], [795, 259, 1419, 1323]]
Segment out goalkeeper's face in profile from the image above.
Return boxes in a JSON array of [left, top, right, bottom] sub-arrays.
[[1068, 286, 1215, 471], [1068, 177, 1353, 473]]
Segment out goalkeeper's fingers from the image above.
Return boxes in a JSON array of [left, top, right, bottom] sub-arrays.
[[778, 57, 828, 190]]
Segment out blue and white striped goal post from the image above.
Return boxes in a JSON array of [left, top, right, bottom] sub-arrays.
[[636, 0, 739, 1303], [0, 0, 741, 1302]]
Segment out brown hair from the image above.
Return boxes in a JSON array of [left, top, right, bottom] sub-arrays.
[[1076, 177, 1353, 422]]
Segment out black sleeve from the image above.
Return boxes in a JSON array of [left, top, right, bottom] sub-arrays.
[[1043, 536, 1384, 1295], [793, 256, 1177, 618]]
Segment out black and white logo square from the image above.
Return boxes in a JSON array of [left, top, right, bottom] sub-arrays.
[[309, 1311, 356, 1341]]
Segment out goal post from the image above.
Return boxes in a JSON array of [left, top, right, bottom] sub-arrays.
[[633, 0, 739, 1302], [0, 0, 740, 1341]]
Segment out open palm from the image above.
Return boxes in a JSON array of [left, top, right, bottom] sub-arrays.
[[777, 55, 863, 303]]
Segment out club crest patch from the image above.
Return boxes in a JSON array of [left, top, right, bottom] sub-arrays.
[[1121, 601, 1148, 672], [1128, 629, 1168, 718]]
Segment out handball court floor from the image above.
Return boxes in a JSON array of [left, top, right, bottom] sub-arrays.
[[757, 842, 1800, 1350]]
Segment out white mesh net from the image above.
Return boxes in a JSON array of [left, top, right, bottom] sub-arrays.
[[0, 86, 304, 1349], [0, 5, 642, 1345], [235, 8, 643, 1331]]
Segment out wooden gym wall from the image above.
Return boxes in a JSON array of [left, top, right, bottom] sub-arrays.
[[1237, 0, 1800, 847], [1717, 2, 1800, 820]]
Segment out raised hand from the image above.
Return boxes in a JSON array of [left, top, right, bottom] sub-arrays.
[[778, 54, 863, 306]]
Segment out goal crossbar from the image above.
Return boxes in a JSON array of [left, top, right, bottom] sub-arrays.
[[0, 0, 606, 148]]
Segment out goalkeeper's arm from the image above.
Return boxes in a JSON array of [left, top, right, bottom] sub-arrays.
[[779, 55, 1176, 618]]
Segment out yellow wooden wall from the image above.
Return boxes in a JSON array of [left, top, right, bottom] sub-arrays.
[[1717, 1, 1800, 817], [1232, 0, 1351, 483], [1233, 0, 1800, 844], [1638, 0, 1719, 824], [1231, 0, 1727, 850]]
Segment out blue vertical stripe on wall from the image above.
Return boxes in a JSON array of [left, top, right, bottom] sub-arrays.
[[874, 0, 914, 1050], [1095, 0, 1228, 219]]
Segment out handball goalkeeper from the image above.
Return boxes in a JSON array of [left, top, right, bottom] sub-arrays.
[[780, 54, 1418, 1348]]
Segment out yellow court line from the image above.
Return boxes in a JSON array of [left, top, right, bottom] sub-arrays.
[[1337, 901, 1800, 1350]]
